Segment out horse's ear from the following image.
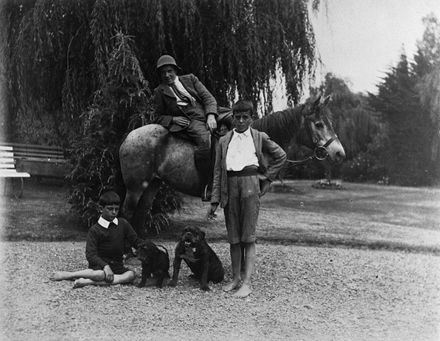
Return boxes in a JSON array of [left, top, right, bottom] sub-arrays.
[[323, 95, 331, 105]]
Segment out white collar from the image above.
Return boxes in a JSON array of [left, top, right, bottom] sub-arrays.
[[233, 127, 251, 137], [98, 217, 118, 229], [173, 76, 183, 87]]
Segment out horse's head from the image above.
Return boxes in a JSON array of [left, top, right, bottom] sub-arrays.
[[302, 95, 345, 164]]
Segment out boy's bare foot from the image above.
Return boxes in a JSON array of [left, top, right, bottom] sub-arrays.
[[72, 278, 89, 288], [49, 272, 70, 281], [222, 281, 240, 292], [233, 284, 252, 298]]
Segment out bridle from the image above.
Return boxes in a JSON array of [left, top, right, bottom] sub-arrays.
[[285, 109, 339, 167]]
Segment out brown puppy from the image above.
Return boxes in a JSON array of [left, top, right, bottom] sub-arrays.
[[169, 226, 224, 291], [136, 240, 170, 288]]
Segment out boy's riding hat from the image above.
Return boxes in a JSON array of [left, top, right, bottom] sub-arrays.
[[156, 55, 181, 71]]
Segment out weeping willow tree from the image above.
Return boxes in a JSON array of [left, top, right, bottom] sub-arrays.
[[4, 0, 321, 231], [68, 32, 162, 227], [86, 0, 320, 107], [4, 0, 95, 145], [5, 0, 320, 143]]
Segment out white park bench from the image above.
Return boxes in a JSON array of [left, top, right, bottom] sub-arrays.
[[0, 145, 30, 198]]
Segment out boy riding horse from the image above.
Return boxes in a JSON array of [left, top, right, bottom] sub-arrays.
[[153, 55, 217, 201]]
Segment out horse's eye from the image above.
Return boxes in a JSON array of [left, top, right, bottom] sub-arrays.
[[315, 121, 324, 129]]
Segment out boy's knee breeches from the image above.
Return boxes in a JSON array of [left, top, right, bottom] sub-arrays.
[[224, 174, 260, 244]]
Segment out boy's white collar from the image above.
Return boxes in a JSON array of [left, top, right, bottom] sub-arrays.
[[233, 127, 251, 136], [98, 217, 119, 228]]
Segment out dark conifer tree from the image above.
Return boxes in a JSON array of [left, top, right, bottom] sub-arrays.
[[370, 53, 433, 185]]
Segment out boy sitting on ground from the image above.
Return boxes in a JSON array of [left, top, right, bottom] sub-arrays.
[[50, 191, 142, 288]]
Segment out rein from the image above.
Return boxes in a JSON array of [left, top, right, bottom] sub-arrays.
[[285, 136, 337, 167]]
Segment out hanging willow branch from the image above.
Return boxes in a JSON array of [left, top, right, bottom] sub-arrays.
[[68, 32, 156, 226], [8, 0, 320, 145]]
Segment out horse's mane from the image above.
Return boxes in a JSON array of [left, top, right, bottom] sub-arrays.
[[251, 105, 304, 148]]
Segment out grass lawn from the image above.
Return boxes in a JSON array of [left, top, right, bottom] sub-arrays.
[[1, 179, 439, 254]]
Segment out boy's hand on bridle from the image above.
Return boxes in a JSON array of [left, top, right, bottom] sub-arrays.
[[103, 265, 114, 283], [259, 179, 271, 197], [206, 203, 218, 220]]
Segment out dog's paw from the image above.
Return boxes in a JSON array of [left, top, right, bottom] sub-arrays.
[[137, 282, 146, 288], [200, 285, 211, 291], [168, 280, 177, 287]]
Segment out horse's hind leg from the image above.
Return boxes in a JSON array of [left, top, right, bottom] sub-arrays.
[[122, 188, 143, 224], [131, 177, 162, 238]]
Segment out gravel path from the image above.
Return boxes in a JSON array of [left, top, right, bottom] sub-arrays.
[[1, 241, 439, 340]]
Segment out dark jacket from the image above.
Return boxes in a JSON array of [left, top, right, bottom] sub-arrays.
[[154, 74, 217, 132], [211, 128, 287, 208]]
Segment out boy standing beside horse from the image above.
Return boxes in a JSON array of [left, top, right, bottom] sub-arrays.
[[208, 100, 287, 298]]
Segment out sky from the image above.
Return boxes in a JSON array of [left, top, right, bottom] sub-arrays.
[[310, 0, 440, 94]]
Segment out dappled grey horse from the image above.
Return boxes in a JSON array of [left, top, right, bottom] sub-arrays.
[[120, 96, 345, 235]]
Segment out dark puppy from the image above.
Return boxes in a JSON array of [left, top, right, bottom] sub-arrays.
[[136, 240, 170, 288], [169, 226, 224, 291]]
